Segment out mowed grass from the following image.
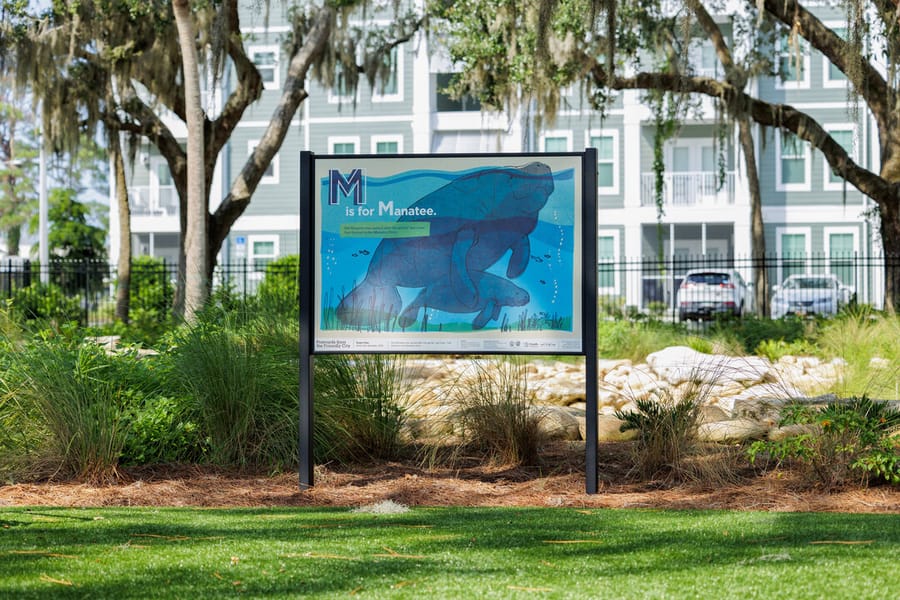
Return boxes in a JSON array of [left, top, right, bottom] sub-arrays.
[[1, 506, 898, 599]]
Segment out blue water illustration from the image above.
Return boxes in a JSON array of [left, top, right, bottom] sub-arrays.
[[320, 164, 576, 333]]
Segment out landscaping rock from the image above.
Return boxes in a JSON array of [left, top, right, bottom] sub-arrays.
[[697, 418, 769, 443]]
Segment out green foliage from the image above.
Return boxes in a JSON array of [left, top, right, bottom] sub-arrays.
[[0, 338, 157, 482], [748, 397, 900, 487], [255, 254, 299, 315], [816, 310, 900, 398], [168, 319, 299, 470], [45, 188, 107, 261], [8, 282, 83, 325], [719, 316, 814, 355], [597, 319, 687, 362], [449, 357, 547, 466], [616, 384, 703, 481], [121, 396, 205, 465], [754, 337, 820, 362], [314, 353, 409, 463]]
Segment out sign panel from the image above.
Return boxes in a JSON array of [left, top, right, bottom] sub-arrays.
[[312, 154, 584, 353]]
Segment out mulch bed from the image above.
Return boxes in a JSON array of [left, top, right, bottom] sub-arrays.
[[1, 442, 898, 513]]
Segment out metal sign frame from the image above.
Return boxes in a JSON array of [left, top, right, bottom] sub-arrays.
[[299, 150, 598, 493]]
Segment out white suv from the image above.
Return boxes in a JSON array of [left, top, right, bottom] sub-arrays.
[[677, 269, 748, 322]]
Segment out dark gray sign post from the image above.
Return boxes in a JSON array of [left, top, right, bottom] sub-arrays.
[[299, 150, 598, 493]]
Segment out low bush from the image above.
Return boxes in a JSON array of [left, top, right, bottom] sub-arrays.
[[748, 396, 900, 487], [121, 396, 206, 465], [8, 283, 84, 325]]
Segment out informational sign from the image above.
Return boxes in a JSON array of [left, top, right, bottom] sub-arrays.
[[310, 154, 585, 353]]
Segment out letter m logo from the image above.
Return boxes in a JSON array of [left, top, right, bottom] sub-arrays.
[[328, 169, 365, 206]]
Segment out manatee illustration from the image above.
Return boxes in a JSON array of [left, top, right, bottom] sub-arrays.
[[398, 271, 530, 330], [335, 162, 554, 329]]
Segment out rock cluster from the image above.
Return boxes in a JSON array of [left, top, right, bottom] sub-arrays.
[[403, 346, 869, 444]]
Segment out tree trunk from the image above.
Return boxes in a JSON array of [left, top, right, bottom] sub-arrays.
[[173, 0, 207, 323], [110, 130, 132, 323], [5, 227, 20, 256], [738, 117, 768, 317], [880, 204, 900, 314]]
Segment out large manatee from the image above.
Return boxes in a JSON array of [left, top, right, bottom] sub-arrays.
[[336, 162, 553, 328]]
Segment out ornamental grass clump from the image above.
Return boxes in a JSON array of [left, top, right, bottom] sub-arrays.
[[313, 353, 411, 463], [0, 337, 157, 482], [170, 321, 298, 470], [616, 382, 703, 482], [450, 357, 547, 466]]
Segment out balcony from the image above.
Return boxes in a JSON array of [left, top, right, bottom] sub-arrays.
[[641, 171, 735, 207], [129, 186, 179, 217]]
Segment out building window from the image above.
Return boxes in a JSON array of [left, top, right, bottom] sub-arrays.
[[826, 228, 857, 288], [598, 231, 619, 291], [248, 141, 278, 185], [372, 47, 402, 101], [691, 41, 718, 77], [824, 25, 847, 87], [250, 46, 279, 90], [824, 125, 856, 189], [249, 235, 279, 272], [588, 131, 618, 194], [542, 132, 571, 152], [434, 73, 481, 111], [776, 31, 809, 89], [329, 137, 359, 155], [328, 62, 358, 103], [371, 135, 402, 154], [776, 130, 810, 191], [777, 228, 810, 283], [150, 158, 177, 215]]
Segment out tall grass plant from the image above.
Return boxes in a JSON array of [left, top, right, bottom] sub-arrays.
[[447, 357, 547, 466], [313, 353, 410, 463], [169, 319, 299, 470], [0, 337, 157, 482]]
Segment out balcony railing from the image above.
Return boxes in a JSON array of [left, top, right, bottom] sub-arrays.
[[129, 186, 179, 217], [640, 171, 735, 207]]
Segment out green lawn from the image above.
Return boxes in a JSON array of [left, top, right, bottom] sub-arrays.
[[1, 506, 897, 598]]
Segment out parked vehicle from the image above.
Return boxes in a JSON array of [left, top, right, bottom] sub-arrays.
[[677, 269, 748, 321], [770, 274, 852, 319]]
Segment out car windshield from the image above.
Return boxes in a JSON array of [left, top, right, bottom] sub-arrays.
[[686, 273, 729, 285], [783, 277, 833, 290]]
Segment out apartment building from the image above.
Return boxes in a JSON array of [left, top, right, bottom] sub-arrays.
[[110, 3, 882, 310]]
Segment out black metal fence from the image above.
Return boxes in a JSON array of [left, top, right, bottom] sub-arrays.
[[0, 254, 897, 326], [598, 253, 899, 320]]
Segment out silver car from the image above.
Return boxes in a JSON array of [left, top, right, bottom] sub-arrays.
[[677, 269, 748, 321], [770, 274, 852, 319]]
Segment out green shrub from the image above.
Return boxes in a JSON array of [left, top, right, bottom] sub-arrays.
[[597, 320, 687, 362], [121, 396, 205, 465], [449, 357, 546, 466], [723, 316, 814, 355], [816, 310, 900, 398], [256, 254, 299, 315], [314, 353, 409, 463], [748, 396, 900, 487], [754, 337, 820, 362], [9, 283, 84, 325]]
